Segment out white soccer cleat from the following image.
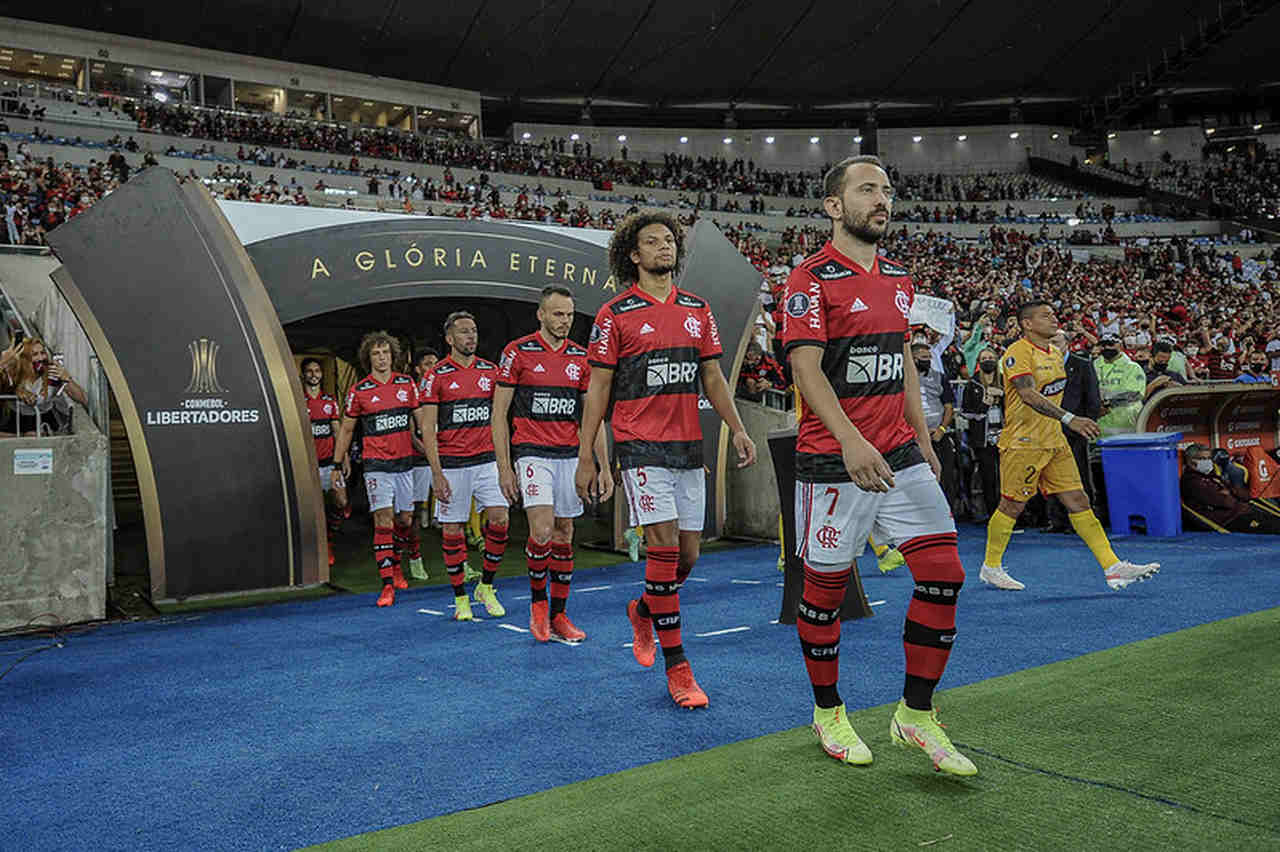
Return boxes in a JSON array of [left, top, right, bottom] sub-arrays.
[[979, 563, 1025, 591], [1105, 561, 1160, 590]]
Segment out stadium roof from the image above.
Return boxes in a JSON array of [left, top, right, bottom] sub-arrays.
[[15, 0, 1280, 127]]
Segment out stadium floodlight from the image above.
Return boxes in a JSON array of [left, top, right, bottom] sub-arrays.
[[150, 70, 163, 77], [957, 134, 967, 141], [1253, 123, 1264, 130], [765, 136, 775, 144], [853, 135, 862, 143], [1052, 132, 1060, 139], [153, 91, 168, 103], [724, 137, 733, 144], [521, 132, 531, 139], [810, 136, 820, 144], [912, 135, 923, 143], [617, 134, 627, 142], [1152, 129, 1161, 135], [1107, 132, 1117, 139], [679, 136, 688, 143], [1204, 128, 1216, 135], [570, 133, 580, 140], [1009, 131, 1019, 139]]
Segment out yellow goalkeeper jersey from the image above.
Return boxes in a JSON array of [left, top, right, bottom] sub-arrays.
[[998, 337, 1069, 451]]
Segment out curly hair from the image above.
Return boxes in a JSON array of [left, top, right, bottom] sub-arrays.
[[357, 330, 401, 374], [607, 210, 686, 285]]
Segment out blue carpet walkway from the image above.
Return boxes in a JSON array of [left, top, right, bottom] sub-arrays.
[[2, 527, 1277, 851]]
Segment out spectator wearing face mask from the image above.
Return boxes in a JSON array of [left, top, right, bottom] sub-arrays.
[[960, 346, 1003, 521], [1235, 353, 1272, 383], [1144, 340, 1188, 399], [1093, 335, 1147, 436], [1180, 443, 1280, 533]]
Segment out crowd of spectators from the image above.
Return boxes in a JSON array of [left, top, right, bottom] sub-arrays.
[[1146, 147, 1280, 219]]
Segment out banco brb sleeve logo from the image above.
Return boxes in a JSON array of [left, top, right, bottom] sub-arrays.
[[185, 338, 228, 395]]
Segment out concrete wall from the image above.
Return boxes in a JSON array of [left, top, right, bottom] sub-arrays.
[[723, 401, 793, 540], [1106, 127, 1207, 169], [0, 429, 110, 630]]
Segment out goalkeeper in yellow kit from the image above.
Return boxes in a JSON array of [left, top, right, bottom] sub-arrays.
[[980, 301, 1160, 591]]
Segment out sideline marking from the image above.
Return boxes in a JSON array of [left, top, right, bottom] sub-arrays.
[[870, 599, 887, 607], [498, 624, 529, 633], [696, 626, 750, 637], [416, 608, 444, 616], [574, 585, 612, 593], [730, 579, 763, 585]]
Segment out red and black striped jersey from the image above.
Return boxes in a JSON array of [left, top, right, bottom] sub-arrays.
[[589, 284, 722, 470], [422, 355, 498, 468], [343, 372, 420, 473], [782, 242, 921, 483], [498, 332, 590, 459], [306, 392, 340, 465], [413, 375, 432, 468]]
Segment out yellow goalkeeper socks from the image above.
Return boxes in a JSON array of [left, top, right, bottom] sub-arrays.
[[984, 510, 1017, 567], [1068, 509, 1120, 569]]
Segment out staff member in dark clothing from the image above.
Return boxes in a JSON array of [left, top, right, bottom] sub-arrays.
[[911, 341, 958, 512], [1044, 330, 1102, 532], [1181, 443, 1280, 533], [961, 347, 1003, 522]]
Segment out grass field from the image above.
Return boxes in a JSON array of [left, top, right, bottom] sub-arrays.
[[315, 607, 1280, 851]]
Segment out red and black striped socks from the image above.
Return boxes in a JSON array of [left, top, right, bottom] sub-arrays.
[[641, 545, 683, 669], [482, 522, 508, 585], [442, 529, 467, 597], [549, 542, 574, 614], [373, 525, 395, 585], [527, 539, 551, 602], [899, 532, 963, 711], [797, 565, 849, 708]]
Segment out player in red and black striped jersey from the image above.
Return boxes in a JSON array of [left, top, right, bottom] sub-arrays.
[[301, 357, 348, 568], [575, 211, 757, 709], [332, 331, 431, 608], [420, 311, 510, 621], [493, 286, 612, 643], [781, 156, 974, 775], [402, 347, 441, 582]]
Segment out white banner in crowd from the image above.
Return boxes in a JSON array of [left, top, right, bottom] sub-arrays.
[[909, 294, 955, 337]]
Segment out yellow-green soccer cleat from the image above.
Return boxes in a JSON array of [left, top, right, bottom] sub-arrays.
[[453, 595, 475, 621], [623, 527, 642, 562], [812, 703, 873, 765], [889, 700, 977, 776], [877, 547, 905, 574], [462, 559, 482, 584], [407, 557, 427, 580], [474, 582, 506, 617]]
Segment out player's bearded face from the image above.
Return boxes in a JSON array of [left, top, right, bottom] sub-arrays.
[[450, 321, 478, 356], [303, 365, 322, 386], [840, 195, 890, 244]]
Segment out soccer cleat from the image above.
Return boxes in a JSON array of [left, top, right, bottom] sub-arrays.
[[466, 530, 484, 549], [462, 560, 482, 583], [624, 527, 642, 562], [626, 599, 656, 667], [666, 661, 709, 709], [812, 704, 873, 765], [979, 563, 1025, 591], [776, 550, 786, 573], [550, 612, 586, 641], [1105, 560, 1160, 590], [530, 601, 550, 642], [877, 547, 905, 574], [889, 700, 978, 777], [391, 564, 409, 590], [453, 595, 475, 621], [407, 557, 427, 580], [474, 583, 506, 617], [376, 584, 395, 607], [328, 546, 335, 568]]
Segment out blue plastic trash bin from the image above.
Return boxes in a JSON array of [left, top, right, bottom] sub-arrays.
[[1097, 432, 1183, 537]]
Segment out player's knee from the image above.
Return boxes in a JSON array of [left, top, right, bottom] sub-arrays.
[[903, 538, 965, 584]]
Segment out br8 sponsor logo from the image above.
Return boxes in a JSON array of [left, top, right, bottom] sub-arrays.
[[531, 393, 576, 416], [452, 404, 490, 424], [846, 351, 903, 385], [647, 359, 698, 387], [374, 413, 409, 432], [311, 422, 330, 437]]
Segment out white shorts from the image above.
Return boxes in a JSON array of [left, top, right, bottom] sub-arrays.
[[319, 464, 345, 494], [435, 461, 508, 523], [412, 464, 432, 503], [517, 456, 583, 518], [364, 470, 414, 513], [795, 462, 955, 567], [620, 466, 705, 532]]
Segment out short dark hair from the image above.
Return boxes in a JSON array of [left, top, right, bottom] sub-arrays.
[[823, 155, 887, 199], [357, 330, 401, 374], [416, 347, 440, 363], [608, 210, 686, 285], [1018, 300, 1052, 325], [443, 310, 476, 336], [1152, 340, 1174, 355], [299, 357, 322, 373], [540, 285, 573, 305]]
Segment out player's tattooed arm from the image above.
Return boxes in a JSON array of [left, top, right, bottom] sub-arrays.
[[1010, 374, 1069, 420]]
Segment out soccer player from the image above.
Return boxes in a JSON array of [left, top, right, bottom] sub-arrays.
[[406, 347, 440, 578], [420, 311, 509, 621], [331, 332, 429, 607], [980, 301, 1160, 592], [782, 155, 975, 775], [493, 286, 612, 642], [301, 357, 348, 567], [575, 210, 757, 709]]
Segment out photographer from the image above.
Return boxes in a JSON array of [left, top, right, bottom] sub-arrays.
[[0, 336, 87, 436]]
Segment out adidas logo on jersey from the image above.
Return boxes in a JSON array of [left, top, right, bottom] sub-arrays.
[[371, 395, 380, 403], [639, 322, 656, 334], [449, 381, 460, 389], [850, 298, 869, 313], [533, 363, 546, 372]]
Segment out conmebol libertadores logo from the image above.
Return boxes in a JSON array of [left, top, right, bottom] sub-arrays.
[[145, 337, 262, 426]]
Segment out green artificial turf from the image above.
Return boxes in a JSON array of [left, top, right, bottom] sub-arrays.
[[313, 607, 1280, 851]]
